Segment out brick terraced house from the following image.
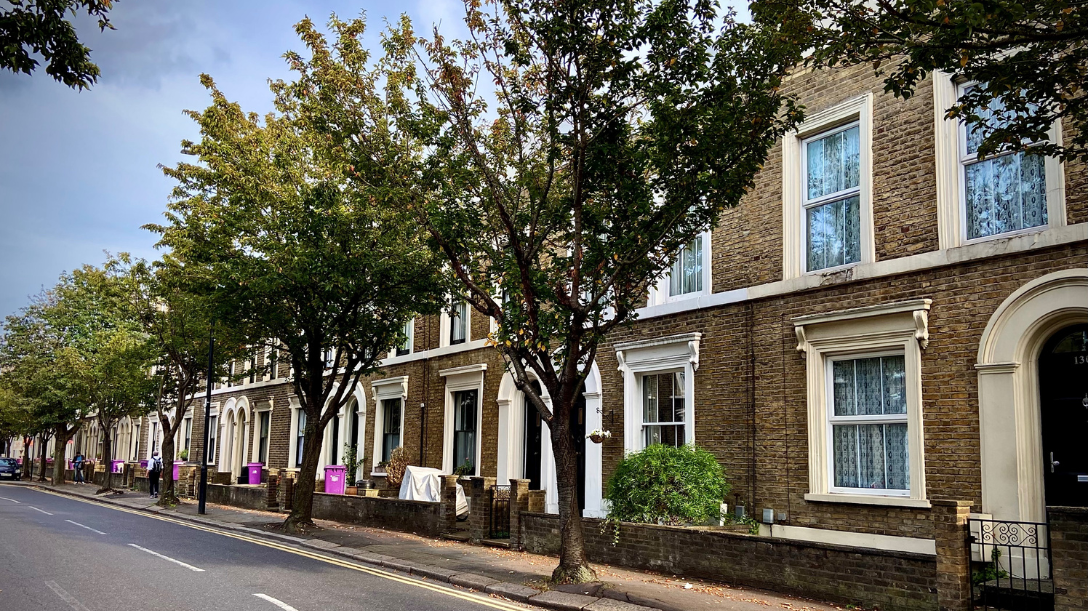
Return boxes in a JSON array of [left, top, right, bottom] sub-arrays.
[[115, 62, 1087, 565]]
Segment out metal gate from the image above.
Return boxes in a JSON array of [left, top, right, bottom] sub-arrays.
[[489, 485, 511, 539], [967, 517, 1053, 611]]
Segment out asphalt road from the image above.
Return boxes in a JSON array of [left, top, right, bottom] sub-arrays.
[[0, 485, 528, 611]]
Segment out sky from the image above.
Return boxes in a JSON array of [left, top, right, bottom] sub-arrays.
[[0, 0, 748, 320]]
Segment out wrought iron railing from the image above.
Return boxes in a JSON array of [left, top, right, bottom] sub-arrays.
[[967, 518, 1053, 611], [489, 485, 511, 539]]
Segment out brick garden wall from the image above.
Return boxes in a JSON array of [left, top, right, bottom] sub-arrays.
[[310, 492, 447, 537], [520, 512, 939, 611], [1050, 506, 1088, 611]]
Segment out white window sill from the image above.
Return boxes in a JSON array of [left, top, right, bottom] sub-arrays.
[[369, 472, 388, 478], [961, 224, 1048, 247], [804, 492, 931, 509]]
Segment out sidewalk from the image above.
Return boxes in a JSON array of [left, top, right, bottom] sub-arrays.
[[27, 482, 846, 611]]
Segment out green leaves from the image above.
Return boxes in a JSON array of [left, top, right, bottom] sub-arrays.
[[0, 0, 115, 89], [754, 0, 1088, 162], [605, 444, 730, 526]]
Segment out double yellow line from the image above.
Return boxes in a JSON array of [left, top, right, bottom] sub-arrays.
[[28, 486, 528, 611]]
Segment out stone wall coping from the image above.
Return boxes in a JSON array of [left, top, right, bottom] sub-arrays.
[[1047, 505, 1088, 517], [520, 512, 937, 563]]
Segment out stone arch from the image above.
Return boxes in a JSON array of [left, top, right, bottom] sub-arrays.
[[976, 268, 1088, 522]]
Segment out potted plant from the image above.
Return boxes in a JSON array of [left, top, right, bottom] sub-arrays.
[[343, 444, 360, 495], [179, 448, 189, 462], [587, 429, 611, 444], [453, 458, 474, 478]]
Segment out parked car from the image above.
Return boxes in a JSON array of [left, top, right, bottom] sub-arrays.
[[0, 458, 21, 480]]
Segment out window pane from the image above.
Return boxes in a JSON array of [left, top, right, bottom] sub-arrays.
[[807, 196, 860, 271], [886, 423, 909, 490], [832, 360, 857, 416], [855, 357, 884, 415], [857, 424, 886, 489], [642, 374, 658, 423], [966, 152, 1047, 240], [833, 424, 859, 488], [672, 371, 685, 423], [643, 424, 684, 448], [807, 126, 860, 200], [450, 302, 467, 344], [669, 236, 704, 297], [882, 356, 907, 415], [452, 390, 477, 474]]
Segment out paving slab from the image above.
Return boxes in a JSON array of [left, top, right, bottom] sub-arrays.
[[485, 581, 543, 602], [450, 572, 501, 590], [529, 590, 599, 610]]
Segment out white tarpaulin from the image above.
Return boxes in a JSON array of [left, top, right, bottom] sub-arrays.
[[398, 465, 468, 517]]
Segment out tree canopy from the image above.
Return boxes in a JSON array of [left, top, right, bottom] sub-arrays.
[[753, 0, 1088, 162], [1, 0, 116, 89]]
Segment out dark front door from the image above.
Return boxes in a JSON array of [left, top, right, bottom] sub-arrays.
[[571, 393, 586, 513], [1040, 323, 1088, 507], [524, 392, 543, 490]]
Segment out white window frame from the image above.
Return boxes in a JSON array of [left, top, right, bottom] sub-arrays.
[[825, 350, 911, 497], [263, 343, 280, 382], [440, 300, 471, 348], [206, 406, 219, 466], [286, 397, 305, 471], [932, 72, 1066, 250], [439, 364, 486, 474], [782, 94, 875, 280], [396, 319, 414, 357], [794, 299, 930, 507], [647, 231, 712, 306], [638, 369, 689, 449], [252, 405, 272, 465], [615, 333, 700, 452], [371, 376, 408, 475]]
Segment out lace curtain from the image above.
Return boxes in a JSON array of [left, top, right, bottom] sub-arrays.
[[806, 126, 861, 271], [670, 236, 704, 296], [831, 356, 909, 490], [642, 372, 686, 447], [450, 301, 467, 344]]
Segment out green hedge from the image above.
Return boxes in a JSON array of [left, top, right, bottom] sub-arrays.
[[605, 443, 729, 526]]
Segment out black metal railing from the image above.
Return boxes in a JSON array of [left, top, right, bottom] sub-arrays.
[[489, 485, 511, 539], [967, 518, 1053, 611]]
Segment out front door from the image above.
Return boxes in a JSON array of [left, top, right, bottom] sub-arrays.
[[1039, 324, 1088, 507], [524, 381, 543, 490]]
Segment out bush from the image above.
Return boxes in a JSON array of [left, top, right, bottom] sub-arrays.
[[605, 444, 729, 526], [386, 446, 409, 487]]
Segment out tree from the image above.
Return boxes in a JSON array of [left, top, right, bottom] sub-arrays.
[[127, 258, 248, 506], [1, 0, 116, 89], [148, 18, 447, 531], [53, 256, 157, 493], [753, 0, 1088, 162], [348, 0, 801, 582], [0, 291, 89, 485]]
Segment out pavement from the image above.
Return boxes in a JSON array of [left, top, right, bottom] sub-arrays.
[[2, 481, 846, 611]]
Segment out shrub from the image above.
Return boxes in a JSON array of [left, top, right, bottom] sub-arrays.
[[605, 444, 729, 526], [386, 446, 409, 487]]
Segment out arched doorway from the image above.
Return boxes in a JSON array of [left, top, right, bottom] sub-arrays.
[[1039, 324, 1088, 508]]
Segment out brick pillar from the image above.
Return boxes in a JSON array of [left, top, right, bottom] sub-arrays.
[[468, 476, 496, 541], [440, 475, 460, 533], [1049, 506, 1088, 611], [932, 500, 973, 611], [282, 473, 294, 512], [266, 474, 280, 511], [509, 479, 530, 550]]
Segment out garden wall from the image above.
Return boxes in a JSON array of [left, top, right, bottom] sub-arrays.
[[520, 512, 939, 611], [310, 492, 446, 537]]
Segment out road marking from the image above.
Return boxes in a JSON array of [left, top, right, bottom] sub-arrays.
[[65, 519, 107, 535], [17, 486, 524, 611], [28, 506, 54, 515], [128, 544, 205, 572], [44, 580, 92, 611], [254, 593, 300, 610], [0, 496, 21, 503]]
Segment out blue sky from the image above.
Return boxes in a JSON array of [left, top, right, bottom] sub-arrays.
[[0, 0, 746, 320]]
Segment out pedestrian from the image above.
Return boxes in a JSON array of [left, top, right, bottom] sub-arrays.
[[148, 452, 162, 498], [73, 453, 85, 484]]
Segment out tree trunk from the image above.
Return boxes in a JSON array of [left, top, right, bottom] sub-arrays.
[[548, 401, 596, 584], [21, 437, 32, 479], [37, 435, 49, 482], [282, 417, 323, 533], [158, 433, 178, 506], [96, 430, 114, 494], [51, 427, 75, 485]]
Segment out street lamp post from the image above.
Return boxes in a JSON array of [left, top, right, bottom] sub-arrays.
[[198, 328, 214, 515]]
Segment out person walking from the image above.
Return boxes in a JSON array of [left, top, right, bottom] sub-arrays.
[[148, 452, 162, 498], [73, 453, 85, 484]]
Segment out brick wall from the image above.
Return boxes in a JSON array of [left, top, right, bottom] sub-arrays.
[[597, 244, 1088, 539], [520, 512, 938, 611], [1050, 506, 1088, 611]]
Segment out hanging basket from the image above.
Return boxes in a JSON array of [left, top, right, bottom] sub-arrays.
[[588, 433, 605, 444]]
